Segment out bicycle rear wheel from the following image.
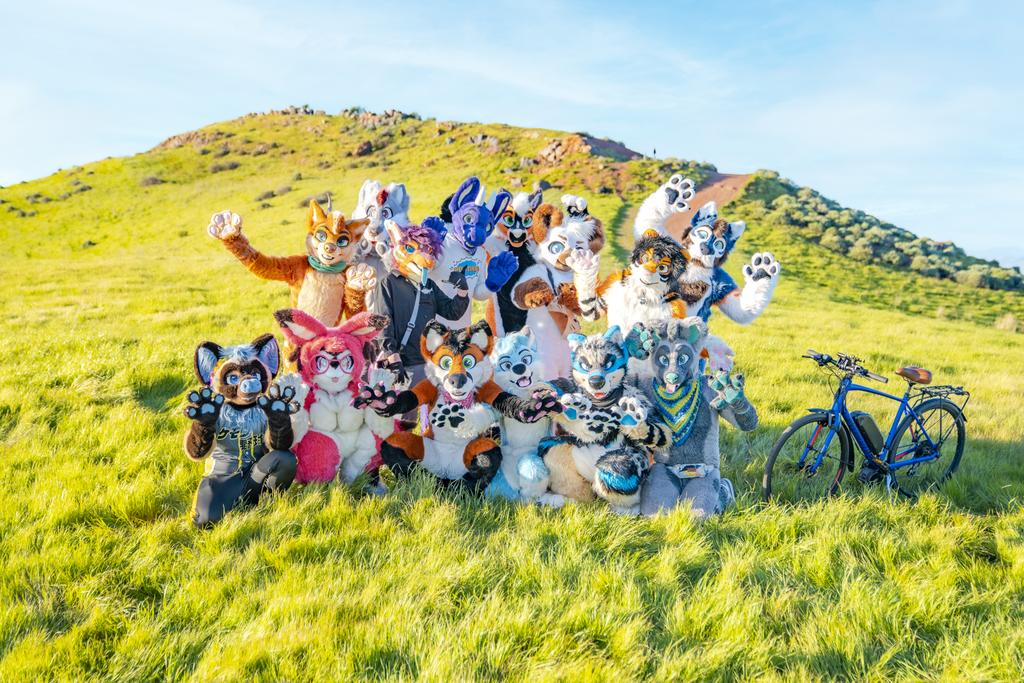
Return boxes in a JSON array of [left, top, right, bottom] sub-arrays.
[[763, 413, 853, 502], [887, 398, 965, 496]]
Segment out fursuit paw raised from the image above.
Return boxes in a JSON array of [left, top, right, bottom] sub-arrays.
[[566, 248, 600, 278], [617, 395, 648, 427], [662, 174, 696, 214], [742, 252, 781, 287], [258, 383, 300, 421], [558, 392, 592, 421], [346, 262, 377, 292], [355, 381, 400, 413], [485, 250, 519, 292], [515, 389, 562, 423], [184, 387, 224, 426], [624, 323, 658, 360], [207, 210, 243, 240], [709, 370, 746, 411]]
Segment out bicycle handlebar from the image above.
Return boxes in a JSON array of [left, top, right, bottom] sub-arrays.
[[803, 349, 888, 383]]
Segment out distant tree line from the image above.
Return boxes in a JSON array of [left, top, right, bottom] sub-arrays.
[[739, 171, 1023, 292]]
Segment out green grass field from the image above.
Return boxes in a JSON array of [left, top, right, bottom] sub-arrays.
[[1, 110, 1022, 681]]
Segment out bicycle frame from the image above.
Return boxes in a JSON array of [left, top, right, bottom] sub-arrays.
[[799, 376, 942, 475]]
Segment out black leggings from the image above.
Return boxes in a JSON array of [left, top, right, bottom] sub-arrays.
[[192, 449, 297, 528]]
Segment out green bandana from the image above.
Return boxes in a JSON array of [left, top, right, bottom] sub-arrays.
[[307, 255, 347, 274]]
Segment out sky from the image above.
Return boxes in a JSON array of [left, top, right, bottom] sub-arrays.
[[2, 0, 1022, 267]]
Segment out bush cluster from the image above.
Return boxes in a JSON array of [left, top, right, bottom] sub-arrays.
[[740, 171, 1023, 292]]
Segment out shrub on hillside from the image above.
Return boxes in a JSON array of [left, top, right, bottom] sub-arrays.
[[210, 161, 240, 173], [139, 176, 164, 187]]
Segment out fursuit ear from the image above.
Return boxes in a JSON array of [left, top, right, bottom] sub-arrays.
[[449, 177, 480, 215], [357, 179, 382, 212], [467, 320, 494, 355], [567, 333, 586, 353], [681, 316, 708, 345], [531, 204, 561, 243], [528, 189, 543, 211], [346, 216, 370, 241], [250, 333, 281, 378], [728, 220, 746, 242], [520, 325, 537, 348], [421, 320, 448, 359], [489, 190, 512, 222], [386, 182, 410, 212], [274, 308, 327, 348], [384, 219, 405, 246], [603, 325, 623, 345], [308, 199, 329, 228], [690, 201, 717, 228], [194, 342, 223, 386], [339, 312, 389, 339]]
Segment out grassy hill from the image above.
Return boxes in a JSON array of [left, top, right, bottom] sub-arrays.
[[1, 108, 1022, 681]]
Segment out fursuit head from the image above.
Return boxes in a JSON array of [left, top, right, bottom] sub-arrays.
[[678, 199, 782, 328], [570, 230, 688, 334], [541, 326, 667, 514], [351, 179, 411, 263], [274, 309, 392, 484]]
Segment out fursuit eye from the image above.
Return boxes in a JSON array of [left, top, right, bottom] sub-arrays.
[[367, 206, 378, 216], [603, 358, 616, 370], [315, 230, 328, 242], [226, 373, 241, 385], [500, 360, 512, 371], [462, 355, 477, 369], [521, 354, 532, 365], [658, 355, 669, 367], [678, 354, 690, 366], [502, 214, 515, 227], [381, 207, 393, 219], [463, 213, 475, 225], [714, 239, 726, 251], [314, 356, 330, 373], [336, 236, 349, 247], [579, 358, 591, 371], [549, 242, 565, 254], [522, 216, 533, 227], [657, 263, 670, 275], [404, 244, 415, 254], [341, 356, 354, 372], [696, 229, 710, 241], [439, 355, 453, 371]]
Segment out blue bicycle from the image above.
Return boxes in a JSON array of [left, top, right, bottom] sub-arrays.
[[762, 350, 969, 502]]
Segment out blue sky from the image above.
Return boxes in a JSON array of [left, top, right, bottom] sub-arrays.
[[2, 0, 1022, 266]]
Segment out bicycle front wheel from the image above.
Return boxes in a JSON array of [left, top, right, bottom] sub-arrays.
[[763, 413, 853, 503], [887, 398, 965, 496]]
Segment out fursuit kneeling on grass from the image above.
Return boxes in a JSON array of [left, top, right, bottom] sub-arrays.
[[183, 334, 299, 527], [359, 320, 561, 492], [630, 317, 759, 519], [542, 326, 671, 514]]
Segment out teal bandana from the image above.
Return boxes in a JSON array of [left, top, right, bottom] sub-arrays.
[[653, 379, 701, 447], [307, 255, 347, 274]]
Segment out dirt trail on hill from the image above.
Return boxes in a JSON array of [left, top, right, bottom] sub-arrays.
[[663, 172, 750, 240]]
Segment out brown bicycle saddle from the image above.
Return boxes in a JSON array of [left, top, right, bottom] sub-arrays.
[[896, 366, 932, 384]]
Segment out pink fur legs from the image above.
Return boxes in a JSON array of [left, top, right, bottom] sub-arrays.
[[293, 430, 341, 483]]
